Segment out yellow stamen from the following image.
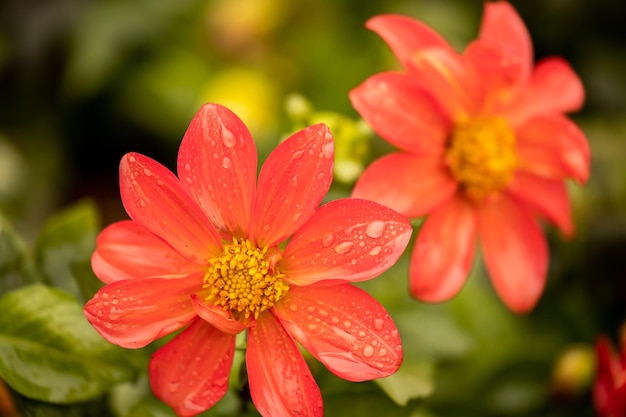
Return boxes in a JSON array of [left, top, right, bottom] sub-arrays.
[[203, 238, 288, 322], [445, 116, 517, 201]]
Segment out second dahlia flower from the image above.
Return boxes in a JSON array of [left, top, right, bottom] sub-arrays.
[[350, 1, 590, 313], [84, 103, 411, 416]]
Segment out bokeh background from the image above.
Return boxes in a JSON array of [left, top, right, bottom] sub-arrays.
[[1, 0, 625, 416]]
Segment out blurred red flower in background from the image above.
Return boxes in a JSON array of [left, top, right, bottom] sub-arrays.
[[350, 1, 589, 313], [594, 331, 626, 417], [84, 104, 412, 417]]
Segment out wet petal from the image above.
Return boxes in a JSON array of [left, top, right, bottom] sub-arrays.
[[250, 124, 334, 248], [247, 313, 323, 417], [83, 274, 201, 348], [120, 153, 222, 263], [409, 196, 477, 302], [465, 1, 532, 91], [500, 57, 585, 125], [365, 14, 452, 69], [352, 152, 456, 218], [274, 284, 402, 381], [92, 220, 201, 283], [515, 114, 590, 182], [349, 72, 450, 154], [506, 171, 573, 237], [409, 47, 485, 121], [478, 195, 548, 313], [177, 103, 257, 238], [190, 294, 247, 335], [282, 198, 412, 286], [150, 319, 235, 417]]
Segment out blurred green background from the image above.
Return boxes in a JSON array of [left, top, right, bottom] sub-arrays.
[[0, 0, 625, 416]]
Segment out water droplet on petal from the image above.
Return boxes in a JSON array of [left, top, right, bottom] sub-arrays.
[[363, 344, 374, 357], [128, 155, 136, 163], [292, 212, 302, 223], [343, 320, 351, 328], [334, 241, 354, 254], [221, 125, 236, 148], [289, 304, 298, 312], [322, 233, 334, 247], [374, 318, 384, 330], [322, 142, 334, 159], [184, 163, 191, 171], [379, 348, 388, 356], [369, 246, 382, 256], [263, 224, 270, 231], [292, 150, 304, 159], [222, 157, 232, 169], [143, 168, 152, 176], [366, 221, 386, 238]]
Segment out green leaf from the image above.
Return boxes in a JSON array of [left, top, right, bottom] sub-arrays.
[[376, 358, 434, 406], [0, 284, 134, 403], [0, 212, 41, 293], [33, 199, 102, 302]]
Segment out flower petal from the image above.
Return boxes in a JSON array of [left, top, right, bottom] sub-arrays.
[[515, 114, 590, 182], [274, 284, 402, 381], [465, 1, 532, 91], [409, 48, 485, 121], [506, 171, 573, 237], [282, 198, 412, 286], [83, 275, 200, 348], [177, 103, 258, 238], [478, 195, 548, 313], [190, 294, 247, 335], [92, 220, 201, 283], [120, 153, 222, 263], [500, 57, 585, 125], [150, 319, 235, 417], [349, 72, 450, 154], [409, 196, 477, 302], [352, 152, 456, 218], [246, 313, 323, 417], [365, 14, 452, 70], [250, 124, 334, 248]]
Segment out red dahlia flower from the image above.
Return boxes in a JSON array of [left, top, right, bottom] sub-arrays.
[[84, 104, 411, 417], [594, 333, 626, 416], [350, 1, 589, 313]]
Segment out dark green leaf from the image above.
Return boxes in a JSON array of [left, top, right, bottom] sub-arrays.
[[0, 284, 134, 403], [0, 213, 41, 293]]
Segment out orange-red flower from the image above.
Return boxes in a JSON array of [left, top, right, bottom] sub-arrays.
[[84, 104, 411, 417], [350, 1, 589, 313], [594, 333, 626, 416]]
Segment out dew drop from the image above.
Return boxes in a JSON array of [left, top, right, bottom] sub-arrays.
[[292, 150, 304, 159], [221, 125, 236, 148], [322, 142, 334, 159], [379, 348, 388, 356], [306, 306, 315, 313], [128, 155, 136, 163], [343, 320, 351, 328], [143, 168, 152, 176], [184, 163, 191, 171], [369, 246, 382, 256], [363, 344, 374, 357], [358, 330, 366, 337], [292, 212, 302, 223], [289, 304, 298, 312], [263, 224, 270, 231], [322, 233, 334, 247], [374, 318, 384, 330], [292, 176, 298, 186], [222, 157, 232, 169], [366, 221, 386, 238], [334, 241, 354, 254], [102, 293, 109, 299], [331, 317, 340, 324], [318, 309, 328, 317]]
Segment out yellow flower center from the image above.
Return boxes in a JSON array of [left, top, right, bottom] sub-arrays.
[[203, 238, 288, 322], [445, 116, 517, 201]]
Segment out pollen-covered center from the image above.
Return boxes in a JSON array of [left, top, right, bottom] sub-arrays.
[[203, 238, 288, 321], [445, 116, 518, 201]]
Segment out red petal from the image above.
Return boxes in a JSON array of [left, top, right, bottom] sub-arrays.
[[92, 220, 201, 283], [515, 114, 590, 182], [119, 153, 222, 263], [478, 195, 548, 313], [273, 284, 402, 381], [465, 1, 532, 91], [408, 48, 485, 121], [506, 171, 573, 237], [250, 124, 334, 247], [177, 104, 257, 238], [365, 14, 452, 70], [501, 57, 585, 125], [352, 152, 456, 218], [246, 313, 323, 417], [349, 72, 450, 154], [190, 294, 247, 335], [409, 196, 477, 302], [282, 198, 412, 286], [150, 319, 235, 417], [83, 275, 200, 348]]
